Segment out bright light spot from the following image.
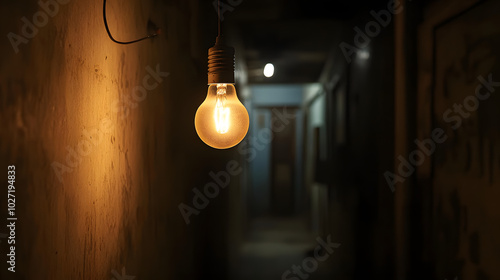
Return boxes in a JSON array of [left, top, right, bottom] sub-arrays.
[[263, 63, 274, 78], [214, 100, 230, 134], [357, 49, 370, 60], [214, 84, 230, 134]]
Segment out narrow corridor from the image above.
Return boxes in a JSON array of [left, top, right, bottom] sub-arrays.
[[1, 0, 500, 279]]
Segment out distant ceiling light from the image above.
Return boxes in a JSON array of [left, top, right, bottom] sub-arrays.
[[357, 49, 370, 60], [263, 63, 274, 78]]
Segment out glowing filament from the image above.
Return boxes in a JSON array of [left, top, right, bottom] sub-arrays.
[[214, 85, 230, 134]]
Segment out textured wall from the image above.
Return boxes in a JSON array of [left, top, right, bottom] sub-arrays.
[[430, 1, 500, 279], [0, 0, 229, 279], [310, 14, 395, 280]]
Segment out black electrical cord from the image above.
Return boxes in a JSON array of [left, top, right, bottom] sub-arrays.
[[103, 0, 159, 45], [218, 0, 221, 37]]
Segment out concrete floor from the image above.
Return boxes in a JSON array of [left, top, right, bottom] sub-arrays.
[[231, 217, 337, 280]]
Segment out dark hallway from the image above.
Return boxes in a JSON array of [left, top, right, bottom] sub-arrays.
[[1, 0, 500, 279]]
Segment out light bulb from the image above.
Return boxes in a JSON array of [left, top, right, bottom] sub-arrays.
[[195, 83, 249, 149]]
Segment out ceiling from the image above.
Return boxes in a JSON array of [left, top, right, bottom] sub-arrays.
[[224, 0, 391, 84]]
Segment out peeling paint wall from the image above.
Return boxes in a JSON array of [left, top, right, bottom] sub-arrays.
[[426, 1, 500, 279]]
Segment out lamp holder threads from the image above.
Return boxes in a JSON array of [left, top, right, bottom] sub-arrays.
[[208, 36, 235, 84]]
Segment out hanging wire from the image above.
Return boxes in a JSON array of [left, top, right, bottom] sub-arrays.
[[103, 0, 159, 45], [218, 0, 221, 37]]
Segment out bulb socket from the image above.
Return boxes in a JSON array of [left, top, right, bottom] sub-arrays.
[[208, 36, 235, 84]]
